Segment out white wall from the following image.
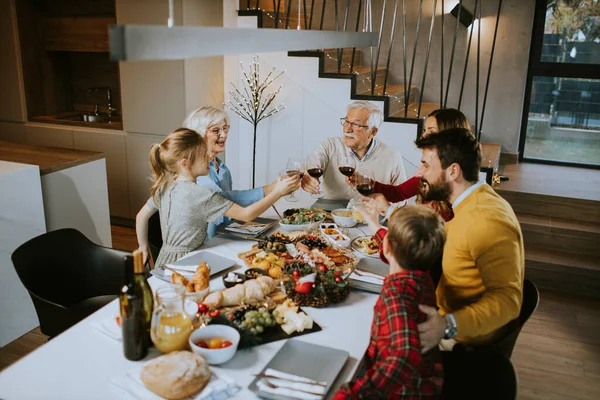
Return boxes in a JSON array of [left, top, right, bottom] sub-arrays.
[[224, 49, 420, 192]]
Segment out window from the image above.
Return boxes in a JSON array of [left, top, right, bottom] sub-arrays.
[[520, 0, 600, 167]]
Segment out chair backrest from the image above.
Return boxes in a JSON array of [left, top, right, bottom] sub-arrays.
[[11, 229, 128, 308], [147, 212, 162, 262], [492, 279, 539, 358]]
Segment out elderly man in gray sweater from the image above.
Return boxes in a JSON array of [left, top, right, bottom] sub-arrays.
[[302, 101, 407, 200]]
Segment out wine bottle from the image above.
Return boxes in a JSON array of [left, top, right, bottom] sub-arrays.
[[132, 249, 154, 344], [119, 256, 147, 360]]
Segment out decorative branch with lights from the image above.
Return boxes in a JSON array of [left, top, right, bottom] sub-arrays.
[[226, 55, 285, 188]]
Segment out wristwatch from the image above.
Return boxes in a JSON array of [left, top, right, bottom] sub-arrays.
[[443, 314, 458, 339]]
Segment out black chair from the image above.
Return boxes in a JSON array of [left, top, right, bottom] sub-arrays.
[[11, 229, 129, 338], [442, 351, 518, 399], [147, 212, 162, 263], [454, 279, 539, 358]]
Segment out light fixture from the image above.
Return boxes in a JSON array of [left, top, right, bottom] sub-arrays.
[[109, 25, 378, 61], [450, 4, 475, 28]]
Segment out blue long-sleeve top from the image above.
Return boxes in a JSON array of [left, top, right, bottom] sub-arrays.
[[196, 157, 264, 241]]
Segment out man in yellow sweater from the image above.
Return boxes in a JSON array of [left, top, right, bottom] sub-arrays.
[[416, 128, 524, 350]]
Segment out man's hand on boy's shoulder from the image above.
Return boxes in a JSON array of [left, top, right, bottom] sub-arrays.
[[417, 305, 445, 353]]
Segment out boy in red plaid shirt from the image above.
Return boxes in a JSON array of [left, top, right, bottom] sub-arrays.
[[334, 205, 445, 399]]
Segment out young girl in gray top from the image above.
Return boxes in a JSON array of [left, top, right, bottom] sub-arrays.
[[136, 128, 299, 267]]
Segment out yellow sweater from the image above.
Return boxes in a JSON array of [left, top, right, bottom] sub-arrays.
[[437, 184, 524, 346]]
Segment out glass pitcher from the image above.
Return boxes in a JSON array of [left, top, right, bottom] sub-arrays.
[[151, 285, 193, 353]]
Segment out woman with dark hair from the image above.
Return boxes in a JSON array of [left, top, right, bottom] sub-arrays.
[[362, 108, 471, 223]]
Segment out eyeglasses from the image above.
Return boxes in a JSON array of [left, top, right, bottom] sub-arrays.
[[340, 118, 369, 132], [208, 125, 230, 135]]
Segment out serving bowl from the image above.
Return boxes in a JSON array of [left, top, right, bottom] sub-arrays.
[[245, 268, 268, 280], [222, 272, 246, 288], [189, 325, 240, 365], [279, 218, 325, 232], [331, 209, 357, 227]]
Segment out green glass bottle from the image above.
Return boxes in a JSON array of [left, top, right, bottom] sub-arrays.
[[119, 256, 147, 360], [132, 249, 154, 344]]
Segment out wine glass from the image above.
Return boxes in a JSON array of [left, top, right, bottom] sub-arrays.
[[283, 157, 304, 202], [355, 170, 375, 198], [305, 155, 325, 199], [337, 153, 356, 178]]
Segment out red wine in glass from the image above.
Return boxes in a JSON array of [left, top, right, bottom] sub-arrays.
[[307, 168, 324, 179], [339, 166, 355, 177], [357, 183, 374, 196]]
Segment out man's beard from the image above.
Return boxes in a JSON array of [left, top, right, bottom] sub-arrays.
[[419, 176, 451, 202]]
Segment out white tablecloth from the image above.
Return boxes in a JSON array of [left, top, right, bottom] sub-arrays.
[[0, 195, 382, 400]]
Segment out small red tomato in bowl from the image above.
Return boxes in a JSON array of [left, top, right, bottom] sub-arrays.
[[335, 277, 343, 283], [220, 340, 233, 348], [334, 270, 342, 277], [318, 264, 327, 273], [292, 270, 301, 280], [227, 313, 235, 321], [209, 309, 220, 318], [198, 303, 209, 314], [196, 340, 209, 348]]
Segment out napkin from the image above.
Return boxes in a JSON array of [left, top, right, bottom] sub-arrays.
[[225, 222, 267, 235], [91, 317, 121, 341], [256, 369, 327, 400], [349, 271, 385, 285], [112, 366, 240, 400]]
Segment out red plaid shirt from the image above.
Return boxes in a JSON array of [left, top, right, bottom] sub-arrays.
[[334, 270, 443, 399]]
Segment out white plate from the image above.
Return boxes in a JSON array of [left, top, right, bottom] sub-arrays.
[[350, 236, 380, 258]]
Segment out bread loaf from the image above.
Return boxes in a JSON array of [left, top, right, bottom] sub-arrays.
[[141, 351, 211, 400], [203, 276, 276, 308]]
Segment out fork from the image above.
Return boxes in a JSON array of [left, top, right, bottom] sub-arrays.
[[260, 379, 324, 397]]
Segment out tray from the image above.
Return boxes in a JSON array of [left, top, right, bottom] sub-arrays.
[[310, 198, 350, 213], [209, 310, 322, 350], [248, 339, 349, 399], [216, 217, 278, 240], [150, 251, 237, 282]]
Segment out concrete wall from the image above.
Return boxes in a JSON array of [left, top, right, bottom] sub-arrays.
[[356, 0, 535, 154]]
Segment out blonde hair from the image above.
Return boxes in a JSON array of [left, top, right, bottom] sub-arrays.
[[386, 205, 446, 271], [346, 101, 383, 132], [183, 106, 230, 137], [149, 128, 207, 201]]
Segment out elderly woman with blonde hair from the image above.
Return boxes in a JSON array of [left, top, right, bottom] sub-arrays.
[[183, 106, 278, 240]]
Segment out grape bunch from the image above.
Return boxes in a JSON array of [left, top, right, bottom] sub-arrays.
[[301, 235, 327, 250], [230, 307, 280, 335]]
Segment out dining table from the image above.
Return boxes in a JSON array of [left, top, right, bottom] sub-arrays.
[[0, 196, 387, 400]]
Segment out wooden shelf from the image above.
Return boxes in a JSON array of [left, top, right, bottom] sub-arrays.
[[40, 17, 115, 52]]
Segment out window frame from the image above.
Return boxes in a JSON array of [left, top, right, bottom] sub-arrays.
[[518, 0, 600, 169]]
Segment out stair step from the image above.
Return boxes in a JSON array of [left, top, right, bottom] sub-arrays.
[[518, 213, 600, 240], [525, 248, 600, 297], [391, 102, 440, 119], [351, 66, 388, 94], [498, 190, 600, 224], [261, 12, 309, 29], [518, 212, 600, 257], [322, 49, 363, 73]]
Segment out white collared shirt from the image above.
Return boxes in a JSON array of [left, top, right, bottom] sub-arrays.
[[348, 138, 378, 162], [452, 181, 485, 209]]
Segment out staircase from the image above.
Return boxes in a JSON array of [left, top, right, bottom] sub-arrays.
[[239, 1, 432, 127], [497, 174, 600, 298]]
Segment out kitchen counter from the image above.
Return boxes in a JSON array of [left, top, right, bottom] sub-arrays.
[[30, 112, 123, 131], [0, 140, 105, 175]]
